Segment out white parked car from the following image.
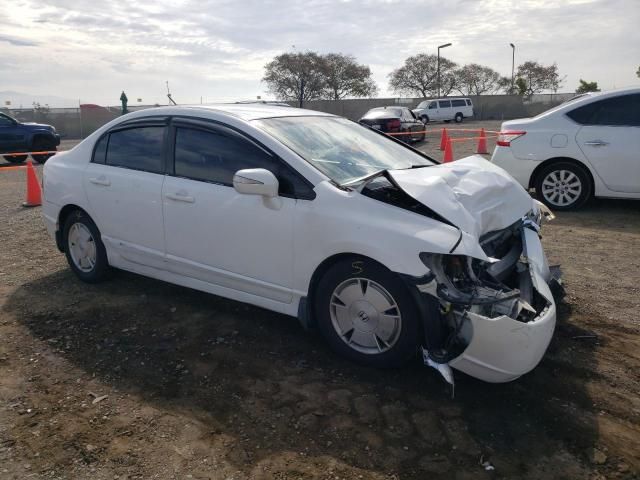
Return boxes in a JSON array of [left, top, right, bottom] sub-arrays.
[[42, 104, 562, 383], [492, 87, 640, 210], [412, 98, 474, 124]]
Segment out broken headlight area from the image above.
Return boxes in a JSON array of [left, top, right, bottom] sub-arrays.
[[416, 220, 552, 364]]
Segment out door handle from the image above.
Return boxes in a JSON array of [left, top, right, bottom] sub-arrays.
[[165, 192, 195, 203], [89, 176, 111, 186], [584, 140, 609, 147]]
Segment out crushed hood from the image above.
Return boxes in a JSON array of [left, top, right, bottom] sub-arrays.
[[388, 155, 534, 237]]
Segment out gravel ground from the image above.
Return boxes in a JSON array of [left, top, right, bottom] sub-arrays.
[[0, 122, 639, 479]]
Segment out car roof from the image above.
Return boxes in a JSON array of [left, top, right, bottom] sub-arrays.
[[126, 104, 336, 121]]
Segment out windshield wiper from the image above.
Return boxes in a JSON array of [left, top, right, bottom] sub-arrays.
[[340, 169, 388, 190]]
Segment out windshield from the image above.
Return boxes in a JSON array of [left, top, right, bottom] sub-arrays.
[[253, 116, 435, 185]]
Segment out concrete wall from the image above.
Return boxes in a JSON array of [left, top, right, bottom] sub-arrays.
[[2, 94, 574, 139]]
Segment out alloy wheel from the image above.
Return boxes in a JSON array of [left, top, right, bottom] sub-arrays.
[[541, 169, 583, 207]]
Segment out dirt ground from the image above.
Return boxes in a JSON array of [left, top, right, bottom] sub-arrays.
[[1, 123, 639, 479]]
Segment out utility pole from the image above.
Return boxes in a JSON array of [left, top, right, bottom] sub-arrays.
[[437, 43, 452, 98], [510, 43, 516, 93], [299, 78, 305, 108]]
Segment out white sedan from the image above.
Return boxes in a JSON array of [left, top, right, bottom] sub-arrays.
[[492, 87, 640, 210], [43, 104, 561, 383]]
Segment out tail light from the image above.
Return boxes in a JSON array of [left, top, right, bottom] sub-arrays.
[[497, 130, 526, 146], [386, 119, 401, 130]]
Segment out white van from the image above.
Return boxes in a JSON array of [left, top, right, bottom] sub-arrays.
[[413, 98, 474, 124]]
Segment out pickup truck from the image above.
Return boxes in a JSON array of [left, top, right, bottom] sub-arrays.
[[0, 112, 60, 164]]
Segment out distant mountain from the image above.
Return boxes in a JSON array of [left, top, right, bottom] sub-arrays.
[[0, 91, 80, 109]]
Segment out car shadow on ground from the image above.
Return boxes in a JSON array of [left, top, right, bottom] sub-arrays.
[[4, 268, 601, 478]]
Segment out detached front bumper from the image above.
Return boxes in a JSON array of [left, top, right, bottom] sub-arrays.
[[413, 223, 561, 383], [449, 248, 556, 382]]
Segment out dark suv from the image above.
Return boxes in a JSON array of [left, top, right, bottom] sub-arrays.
[[0, 112, 60, 164]]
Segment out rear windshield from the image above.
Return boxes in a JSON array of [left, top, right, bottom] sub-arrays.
[[362, 108, 403, 119]]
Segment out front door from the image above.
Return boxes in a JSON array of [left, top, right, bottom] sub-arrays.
[[574, 93, 640, 193], [162, 120, 299, 303], [83, 123, 167, 267]]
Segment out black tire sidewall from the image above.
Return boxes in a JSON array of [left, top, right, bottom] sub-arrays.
[[31, 138, 56, 164], [3, 155, 27, 164], [314, 257, 421, 368], [535, 161, 592, 210], [421, 115, 429, 124], [455, 113, 463, 123], [63, 211, 110, 283]]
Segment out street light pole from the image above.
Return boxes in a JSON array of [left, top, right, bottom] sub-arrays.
[[509, 43, 516, 93], [437, 43, 452, 98]]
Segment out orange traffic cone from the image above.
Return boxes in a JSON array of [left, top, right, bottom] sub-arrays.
[[439, 128, 448, 151], [23, 160, 42, 207], [476, 128, 488, 154], [443, 139, 454, 163]]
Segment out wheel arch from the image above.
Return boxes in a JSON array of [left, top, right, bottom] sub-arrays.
[[31, 132, 56, 147], [528, 157, 595, 192]]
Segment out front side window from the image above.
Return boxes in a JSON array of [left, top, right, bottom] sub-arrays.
[[566, 94, 640, 127], [428, 102, 437, 110], [174, 127, 310, 197], [438, 100, 451, 108], [254, 116, 435, 185], [106, 126, 165, 173]]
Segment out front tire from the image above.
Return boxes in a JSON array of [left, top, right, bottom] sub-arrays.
[[534, 161, 592, 210], [420, 115, 429, 124], [63, 210, 110, 283], [31, 137, 56, 164], [314, 257, 421, 368]]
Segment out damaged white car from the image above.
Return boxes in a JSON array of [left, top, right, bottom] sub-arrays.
[[42, 105, 563, 383]]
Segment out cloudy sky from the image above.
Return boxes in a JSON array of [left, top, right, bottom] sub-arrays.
[[1, 0, 638, 107]]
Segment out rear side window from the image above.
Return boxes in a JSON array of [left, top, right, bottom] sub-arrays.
[[466, 99, 472, 106], [174, 127, 312, 198], [567, 94, 640, 126], [451, 99, 466, 107], [438, 100, 451, 108], [106, 127, 165, 173], [92, 135, 108, 164]]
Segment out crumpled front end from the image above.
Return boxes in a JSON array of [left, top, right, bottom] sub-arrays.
[[415, 208, 563, 383]]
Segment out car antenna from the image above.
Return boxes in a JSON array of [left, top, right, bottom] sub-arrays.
[[166, 81, 177, 105]]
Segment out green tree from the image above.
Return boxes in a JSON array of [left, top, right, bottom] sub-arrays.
[[576, 79, 600, 94], [388, 54, 457, 97], [515, 61, 564, 96], [262, 52, 327, 103], [320, 53, 378, 100], [455, 63, 503, 95], [515, 77, 528, 96]]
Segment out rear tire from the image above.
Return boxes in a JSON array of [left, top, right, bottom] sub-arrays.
[[3, 154, 28, 164], [534, 161, 592, 210], [314, 257, 421, 368], [63, 210, 110, 283], [454, 113, 463, 123]]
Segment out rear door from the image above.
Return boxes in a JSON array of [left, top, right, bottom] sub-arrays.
[[571, 93, 640, 193], [83, 119, 168, 267], [0, 114, 26, 153], [438, 100, 452, 120]]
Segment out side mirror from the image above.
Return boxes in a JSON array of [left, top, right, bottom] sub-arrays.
[[233, 168, 279, 198]]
